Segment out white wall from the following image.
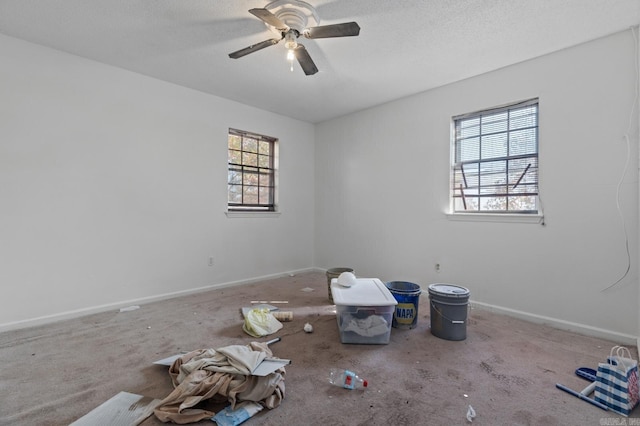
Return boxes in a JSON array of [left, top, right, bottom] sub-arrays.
[[315, 30, 639, 342], [2, 29, 638, 343], [0, 34, 315, 329]]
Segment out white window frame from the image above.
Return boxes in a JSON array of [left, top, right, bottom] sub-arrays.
[[226, 128, 279, 215], [448, 99, 543, 223]]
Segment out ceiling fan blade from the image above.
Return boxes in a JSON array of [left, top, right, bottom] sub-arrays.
[[304, 22, 360, 39], [228, 38, 281, 59], [249, 8, 289, 32], [294, 44, 318, 76]]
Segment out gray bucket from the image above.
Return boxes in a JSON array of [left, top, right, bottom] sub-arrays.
[[385, 281, 421, 329], [326, 267, 354, 303], [428, 283, 470, 341]]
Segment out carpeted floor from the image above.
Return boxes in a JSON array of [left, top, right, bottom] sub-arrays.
[[0, 271, 638, 425]]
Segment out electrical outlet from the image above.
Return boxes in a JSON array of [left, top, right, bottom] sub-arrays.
[[435, 263, 441, 273], [209, 257, 214, 267]]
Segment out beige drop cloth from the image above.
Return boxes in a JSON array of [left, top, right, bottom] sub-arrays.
[[154, 341, 285, 424]]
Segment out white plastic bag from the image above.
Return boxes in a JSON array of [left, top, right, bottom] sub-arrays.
[[242, 308, 283, 337]]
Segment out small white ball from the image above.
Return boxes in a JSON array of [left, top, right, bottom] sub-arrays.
[[304, 323, 313, 333]]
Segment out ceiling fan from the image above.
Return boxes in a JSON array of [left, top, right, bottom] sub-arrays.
[[228, 0, 360, 75]]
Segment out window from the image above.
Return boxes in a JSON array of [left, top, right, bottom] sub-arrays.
[[451, 99, 539, 214], [227, 128, 276, 212]]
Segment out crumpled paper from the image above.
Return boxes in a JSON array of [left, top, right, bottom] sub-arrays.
[[466, 405, 476, 422], [242, 308, 283, 337]]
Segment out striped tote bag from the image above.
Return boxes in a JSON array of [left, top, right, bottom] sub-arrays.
[[594, 346, 639, 416]]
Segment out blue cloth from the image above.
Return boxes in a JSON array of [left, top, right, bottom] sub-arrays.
[[212, 402, 262, 426]]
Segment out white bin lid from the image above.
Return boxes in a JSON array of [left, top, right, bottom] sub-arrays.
[[331, 278, 398, 306]]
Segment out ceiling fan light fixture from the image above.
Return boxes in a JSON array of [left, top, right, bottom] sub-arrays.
[[287, 49, 295, 72], [284, 30, 298, 50], [284, 30, 297, 71]]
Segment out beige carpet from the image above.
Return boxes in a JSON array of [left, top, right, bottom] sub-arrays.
[[1, 271, 638, 425]]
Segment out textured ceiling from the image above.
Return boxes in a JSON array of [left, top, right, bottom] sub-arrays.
[[1, 0, 639, 123]]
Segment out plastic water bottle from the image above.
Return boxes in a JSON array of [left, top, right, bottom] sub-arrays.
[[328, 368, 368, 390]]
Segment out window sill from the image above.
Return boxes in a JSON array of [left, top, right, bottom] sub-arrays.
[[225, 211, 281, 218], [445, 212, 544, 224]]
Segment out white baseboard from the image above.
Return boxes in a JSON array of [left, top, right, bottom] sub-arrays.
[[0, 267, 319, 333], [471, 300, 638, 346], [3, 270, 637, 351]]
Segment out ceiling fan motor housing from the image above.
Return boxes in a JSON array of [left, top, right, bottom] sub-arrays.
[[265, 0, 320, 34]]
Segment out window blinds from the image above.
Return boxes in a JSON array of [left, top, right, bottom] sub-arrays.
[[452, 99, 539, 213]]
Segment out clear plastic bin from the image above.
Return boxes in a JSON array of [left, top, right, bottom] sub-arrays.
[[331, 278, 397, 344]]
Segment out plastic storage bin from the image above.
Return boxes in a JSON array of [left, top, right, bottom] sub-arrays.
[[331, 278, 397, 344]]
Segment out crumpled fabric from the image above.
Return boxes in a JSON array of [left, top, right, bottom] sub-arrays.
[[154, 341, 285, 424], [242, 308, 283, 337], [174, 345, 266, 382], [343, 314, 389, 337]]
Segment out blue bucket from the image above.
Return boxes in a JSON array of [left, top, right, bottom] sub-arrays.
[[385, 281, 421, 329]]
